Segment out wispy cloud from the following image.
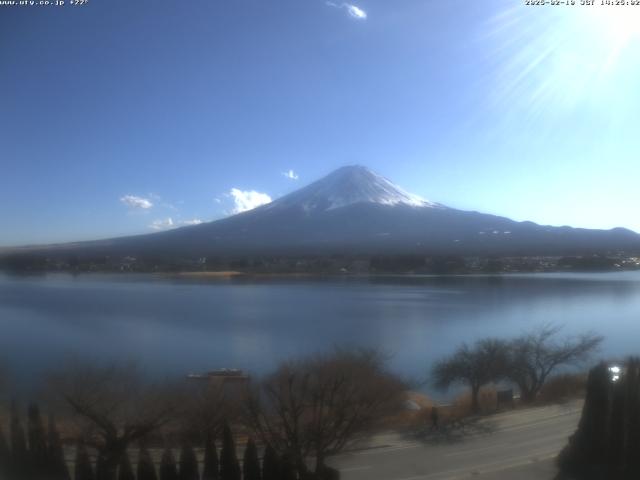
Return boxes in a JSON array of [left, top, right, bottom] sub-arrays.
[[149, 217, 174, 230], [182, 218, 203, 226], [326, 2, 367, 20], [229, 188, 272, 214], [120, 195, 153, 210], [282, 169, 299, 180], [148, 193, 177, 211], [149, 217, 203, 230]]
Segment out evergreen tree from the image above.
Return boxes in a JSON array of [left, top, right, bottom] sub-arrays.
[[27, 404, 49, 472], [202, 436, 219, 480], [137, 446, 158, 480], [558, 359, 640, 479], [10, 401, 28, 477], [159, 447, 179, 480], [75, 443, 96, 480], [279, 454, 297, 480], [178, 441, 199, 480], [625, 359, 640, 477], [117, 450, 135, 480], [261, 445, 280, 480], [243, 438, 261, 480], [96, 453, 109, 480], [0, 424, 10, 478], [558, 363, 610, 478], [48, 413, 71, 480], [608, 372, 626, 468], [220, 424, 241, 480]]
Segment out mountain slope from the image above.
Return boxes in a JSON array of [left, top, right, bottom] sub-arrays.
[[6, 166, 640, 259]]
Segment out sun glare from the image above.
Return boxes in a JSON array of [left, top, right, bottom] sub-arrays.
[[483, 2, 640, 122], [587, 6, 640, 44]]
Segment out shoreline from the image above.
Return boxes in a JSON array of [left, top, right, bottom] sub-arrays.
[[3, 269, 640, 281]]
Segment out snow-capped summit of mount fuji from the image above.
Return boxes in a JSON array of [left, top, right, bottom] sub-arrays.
[[264, 165, 441, 213]]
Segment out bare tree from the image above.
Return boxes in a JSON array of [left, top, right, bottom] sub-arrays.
[[507, 325, 603, 403], [432, 338, 509, 413], [244, 348, 406, 477], [48, 361, 179, 480]]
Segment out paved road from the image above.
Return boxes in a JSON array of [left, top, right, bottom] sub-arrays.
[[329, 401, 582, 480]]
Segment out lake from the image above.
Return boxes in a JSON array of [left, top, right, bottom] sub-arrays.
[[1, 271, 640, 394]]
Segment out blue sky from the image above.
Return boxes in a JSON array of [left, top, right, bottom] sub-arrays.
[[1, 0, 640, 246]]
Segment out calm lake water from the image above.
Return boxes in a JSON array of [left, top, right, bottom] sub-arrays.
[[1, 271, 640, 393]]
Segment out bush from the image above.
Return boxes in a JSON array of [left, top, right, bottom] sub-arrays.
[[538, 373, 587, 403]]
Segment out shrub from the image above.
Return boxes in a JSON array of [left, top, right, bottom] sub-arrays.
[[538, 373, 587, 403]]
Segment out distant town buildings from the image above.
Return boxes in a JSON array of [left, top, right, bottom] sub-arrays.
[[3, 252, 640, 275]]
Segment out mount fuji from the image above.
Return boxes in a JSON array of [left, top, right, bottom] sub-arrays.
[[6, 166, 640, 259]]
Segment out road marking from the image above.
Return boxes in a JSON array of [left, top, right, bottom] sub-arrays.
[[443, 453, 558, 480], [495, 410, 580, 432], [354, 443, 422, 456], [340, 466, 372, 472], [389, 451, 559, 480], [444, 431, 569, 457], [443, 441, 512, 458]]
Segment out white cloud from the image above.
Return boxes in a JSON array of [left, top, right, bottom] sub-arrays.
[[120, 195, 153, 210], [149, 217, 174, 230], [182, 218, 203, 226], [214, 198, 222, 204], [326, 2, 367, 19], [282, 169, 299, 180], [229, 188, 272, 214], [346, 4, 366, 19]]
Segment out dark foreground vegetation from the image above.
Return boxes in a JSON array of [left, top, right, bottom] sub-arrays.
[[0, 326, 621, 480], [0, 349, 404, 480], [558, 358, 640, 480]]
